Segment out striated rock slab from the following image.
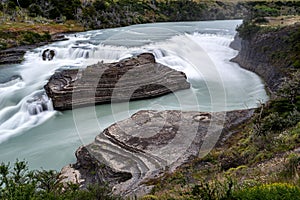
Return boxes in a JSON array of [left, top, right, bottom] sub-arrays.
[[44, 53, 190, 111], [0, 35, 67, 65], [60, 109, 254, 196], [0, 47, 27, 65]]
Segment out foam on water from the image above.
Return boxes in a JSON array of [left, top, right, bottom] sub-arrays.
[[0, 90, 55, 143]]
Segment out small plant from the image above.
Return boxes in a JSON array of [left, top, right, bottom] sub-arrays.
[[141, 195, 159, 200], [281, 153, 300, 179], [190, 177, 236, 200]]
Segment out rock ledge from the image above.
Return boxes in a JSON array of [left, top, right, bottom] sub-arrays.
[[45, 53, 190, 110]]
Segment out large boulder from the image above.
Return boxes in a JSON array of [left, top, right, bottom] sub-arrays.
[[60, 109, 254, 196], [44, 53, 190, 111]]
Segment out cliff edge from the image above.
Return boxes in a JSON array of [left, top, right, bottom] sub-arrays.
[[231, 21, 300, 92]]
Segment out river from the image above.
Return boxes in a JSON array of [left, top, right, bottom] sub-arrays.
[[0, 20, 268, 170]]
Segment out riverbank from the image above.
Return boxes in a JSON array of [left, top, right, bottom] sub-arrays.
[[1, 0, 299, 65], [232, 16, 300, 92], [0, 20, 84, 64], [55, 15, 300, 198], [137, 16, 300, 199]]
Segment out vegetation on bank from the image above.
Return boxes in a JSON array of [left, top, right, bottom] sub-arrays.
[[143, 72, 300, 199], [0, 13, 83, 50], [1, 0, 299, 50], [0, 160, 120, 200]]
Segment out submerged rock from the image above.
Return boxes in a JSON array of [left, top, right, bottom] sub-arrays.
[[44, 53, 190, 111], [60, 109, 254, 196], [42, 49, 56, 61]]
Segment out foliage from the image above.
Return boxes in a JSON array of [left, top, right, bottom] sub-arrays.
[[280, 153, 300, 179], [0, 160, 120, 200], [246, 1, 300, 20], [20, 31, 51, 45], [254, 71, 300, 136], [141, 195, 159, 200], [2, 0, 81, 20], [253, 5, 280, 17], [232, 183, 300, 200], [189, 178, 236, 200], [236, 21, 261, 39], [147, 176, 300, 200]]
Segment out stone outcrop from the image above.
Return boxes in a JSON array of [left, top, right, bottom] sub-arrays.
[[42, 49, 56, 61], [0, 46, 32, 65], [60, 109, 254, 196], [44, 53, 190, 111], [231, 23, 300, 92], [0, 34, 66, 65]]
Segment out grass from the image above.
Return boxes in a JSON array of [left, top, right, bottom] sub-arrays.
[[0, 20, 84, 35], [263, 16, 300, 27], [0, 12, 84, 50]]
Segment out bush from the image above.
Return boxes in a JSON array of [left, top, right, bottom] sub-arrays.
[[293, 60, 300, 69], [253, 5, 280, 17], [28, 3, 43, 17], [284, 153, 300, 178], [141, 195, 159, 200], [236, 21, 260, 39], [0, 160, 119, 200], [189, 178, 236, 200], [233, 183, 300, 200], [254, 70, 300, 136]]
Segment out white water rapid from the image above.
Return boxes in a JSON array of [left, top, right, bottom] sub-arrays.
[[0, 20, 268, 170]]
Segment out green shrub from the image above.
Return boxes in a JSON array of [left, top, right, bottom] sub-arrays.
[[20, 31, 51, 45], [141, 195, 159, 200], [236, 21, 260, 39], [233, 183, 300, 200], [28, 4, 43, 17], [0, 160, 119, 200], [253, 5, 280, 17], [189, 178, 236, 200], [293, 60, 300, 69], [0, 41, 7, 50], [281, 153, 300, 179]]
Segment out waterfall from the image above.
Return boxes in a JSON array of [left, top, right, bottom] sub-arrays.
[[0, 20, 269, 170], [26, 94, 54, 115], [0, 89, 55, 143]]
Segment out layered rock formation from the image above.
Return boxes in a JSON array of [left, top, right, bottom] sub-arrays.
[[0, 46, 28, 65], [0, 34, 66, 65], [45, 53, 190, 111], [60, 109, 254, 196], [231, 23, 300, 92]]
